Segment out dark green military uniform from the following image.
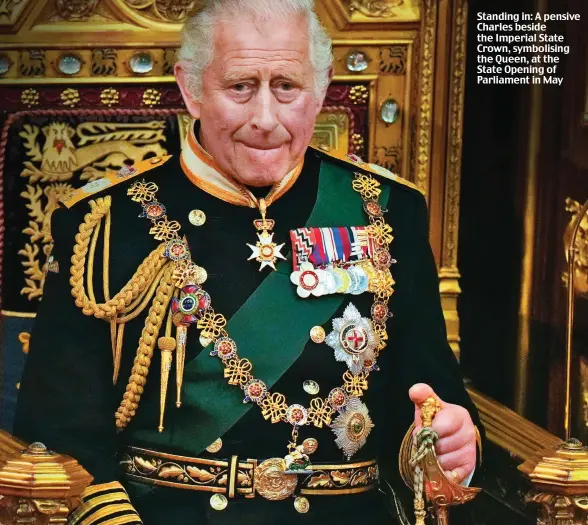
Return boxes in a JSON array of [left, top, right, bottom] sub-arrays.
[[14, 145, 481, 525]]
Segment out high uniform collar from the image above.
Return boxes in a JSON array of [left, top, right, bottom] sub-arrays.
[[180, 120, 304, 208]]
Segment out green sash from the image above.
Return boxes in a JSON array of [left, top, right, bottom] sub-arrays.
[[130, 161, 390, 455]]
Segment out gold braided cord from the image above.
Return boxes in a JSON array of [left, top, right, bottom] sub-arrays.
[[115, 262, 175, 429], [87, 218, 102, 305], [70, 196, 169, 320], [103, 208, 112, 301], [117, 264, 168, 322]]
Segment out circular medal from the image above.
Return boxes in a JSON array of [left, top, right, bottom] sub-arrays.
[[371, 301, 390, 322], [243, 378, 268, 403], [210, 494, 228, 511], [321, 270, 337, 295], [303, 380, 320, 395], [211, 337, 237, 360], [302, 438, 319, 454], [189, 209, 206, 226], [363, 199, 384, 217], [206, 438, 223, 454], [299, 270, 320, 292], [328, 387, 348, 411], [286, 404, 308, 426], [340, 324, 369, 356], [333, 268, 351, 293], [348, 266, 369, 295], [373, 248, 392, 269], [309, 326, 326, 344], [294, 496, 310, 514], [142, 201, 166, 220], [164, 239, 190, 262]]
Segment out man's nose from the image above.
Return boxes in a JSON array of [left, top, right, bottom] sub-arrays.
[[250, 87, 279, 133]]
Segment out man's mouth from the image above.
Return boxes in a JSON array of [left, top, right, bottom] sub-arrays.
[[239, 143, 284, 151]]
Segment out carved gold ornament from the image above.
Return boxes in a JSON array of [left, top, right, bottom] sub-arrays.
[[143, 88, 162, 106], [100, 88, 120, 107], [20, 88, 39, 107], [348, 0, 404, 18], [564, 198, 588, 297], [0, 0, 25, 20], [123, 0, 200, 23], [61, 88, 81, 107], [56, 0, 99, 20]]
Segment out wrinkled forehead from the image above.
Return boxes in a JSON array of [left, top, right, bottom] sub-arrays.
[[210, 13, 313, 73]]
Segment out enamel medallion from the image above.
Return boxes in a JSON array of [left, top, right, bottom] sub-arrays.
[[325, 303, 379, 375]]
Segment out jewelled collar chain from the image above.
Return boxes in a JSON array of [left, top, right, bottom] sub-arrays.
[[121, 171, 395, 461]]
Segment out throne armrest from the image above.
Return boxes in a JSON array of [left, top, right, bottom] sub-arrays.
[[0, 430, 92, 524]]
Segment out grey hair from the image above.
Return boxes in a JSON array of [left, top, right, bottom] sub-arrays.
[[177, 0, 333, 101]]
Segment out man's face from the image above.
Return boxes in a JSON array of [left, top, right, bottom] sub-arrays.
[[176, 13, 327, 187]]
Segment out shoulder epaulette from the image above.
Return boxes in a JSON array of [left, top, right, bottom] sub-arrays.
[[310, 145, 424, 195], [61, 155, 172, 209]]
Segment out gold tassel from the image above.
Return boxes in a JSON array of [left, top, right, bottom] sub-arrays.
[[175, 325, 188, 408], [158, 336, 176, 433]]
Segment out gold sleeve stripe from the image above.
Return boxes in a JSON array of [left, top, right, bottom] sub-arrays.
[[82, 481, 129, 499], [94, 516, 142, 525], [80, 504, 141, 525], [77, 492, 132, 512], [62, 155, 172, 209]]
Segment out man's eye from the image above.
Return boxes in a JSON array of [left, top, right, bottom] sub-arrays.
[[233, 83, 248, 92], [279, 82, 294, 91]]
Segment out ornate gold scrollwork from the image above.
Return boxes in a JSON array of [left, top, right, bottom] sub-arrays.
[[56, 0, 99, 21], [348, 0, 404, 18], [17, 119, 169, 301], [563, 197, 588, 297], [122, 0, 199, 23]]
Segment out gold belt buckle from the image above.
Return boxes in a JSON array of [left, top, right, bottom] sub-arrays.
[[253, 458, 298, 501]]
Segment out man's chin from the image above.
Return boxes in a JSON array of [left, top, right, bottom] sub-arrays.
[[233, 167, 288, 187]]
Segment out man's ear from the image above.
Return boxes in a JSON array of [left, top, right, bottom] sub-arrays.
[[315, 65, 334, 116], [175, 61, 201, 120]]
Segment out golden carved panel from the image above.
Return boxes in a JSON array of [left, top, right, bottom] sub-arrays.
[[346, 0, 420, 22]]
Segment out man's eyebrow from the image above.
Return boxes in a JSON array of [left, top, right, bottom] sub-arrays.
[[221, 69, 306, 84], [273, 72, 305, 83], [222, 70, 258, 83]]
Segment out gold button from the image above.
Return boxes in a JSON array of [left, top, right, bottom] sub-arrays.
[[310, 326, 326, 344], [189, 209, 206, 226], [303, 380, 320, 395], [206, 438, 223, 454], [195, 265, 208, 285], [200, 335, 212, 347], [294, 496, 310, 513], [210, 494, 228, 511]]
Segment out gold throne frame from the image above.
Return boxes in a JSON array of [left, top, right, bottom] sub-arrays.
[[0, 0, 466, 356]]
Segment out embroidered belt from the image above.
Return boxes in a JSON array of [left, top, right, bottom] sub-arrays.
[[120, 446, 379, 500]]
